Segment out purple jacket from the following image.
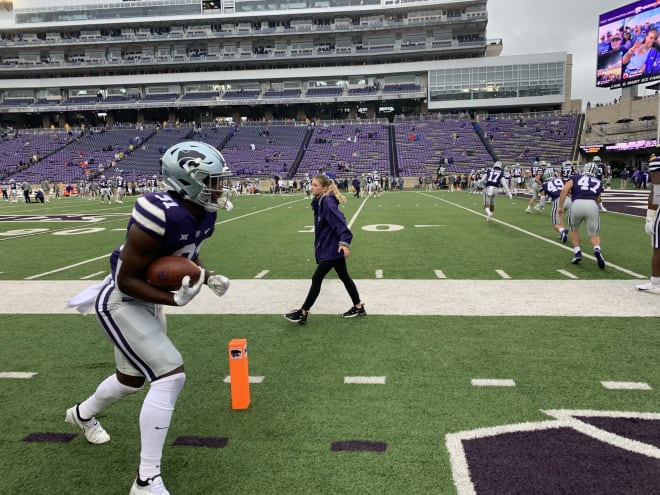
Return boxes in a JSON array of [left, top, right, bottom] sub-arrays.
[[312, 194, 353, 262]]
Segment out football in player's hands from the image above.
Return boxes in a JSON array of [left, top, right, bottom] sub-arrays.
[[146, 256, 201, 291]]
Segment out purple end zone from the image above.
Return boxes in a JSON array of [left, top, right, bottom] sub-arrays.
[[22, 432, 77, 443], [331, 440, 387, 452], [173, 436, 228, 448], [576, 416, 660, 449], [463, 426, 660, 494]]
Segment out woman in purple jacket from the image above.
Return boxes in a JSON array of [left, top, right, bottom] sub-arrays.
[[285, 174, 365, 325]]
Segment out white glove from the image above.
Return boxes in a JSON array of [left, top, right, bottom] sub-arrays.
[[173, 268, 205, 306], [217, 196, 234, 212], [646, 209, 657, 236], [207, 274, 230, 297]]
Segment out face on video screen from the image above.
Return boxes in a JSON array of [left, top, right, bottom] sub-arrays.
[[596, 0, 660, 88]]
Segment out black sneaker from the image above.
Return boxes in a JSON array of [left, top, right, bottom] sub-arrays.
[[284, 309, 307, 324], [342, 305, 366, 318], [594, 249, 606, 269], [560, 230, 567, 244], [571, 251, 582, 264]]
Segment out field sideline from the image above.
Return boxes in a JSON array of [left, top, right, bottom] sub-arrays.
[[2, 188, 659, 495], [1, 278, 658, 317]]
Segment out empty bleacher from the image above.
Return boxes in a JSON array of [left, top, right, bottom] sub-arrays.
[[0, 115, 581, 184], [477, 114, 578, 166], [394, 119, 492, 176], [296, 123, 390, 179], [219, 124, 308, 177]]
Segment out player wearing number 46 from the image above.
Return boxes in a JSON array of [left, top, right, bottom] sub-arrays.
[[480, 161, 512, 222], [557, 162, 606, 269], [285, 174, 365, 325], [65, 141, 233, 495]]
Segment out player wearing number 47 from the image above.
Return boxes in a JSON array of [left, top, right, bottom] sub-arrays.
[[557, 162, 606, 269], [65, 141, 234, 495]]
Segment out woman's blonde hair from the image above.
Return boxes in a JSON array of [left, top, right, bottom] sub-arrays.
[[314, 174, 346, 203]]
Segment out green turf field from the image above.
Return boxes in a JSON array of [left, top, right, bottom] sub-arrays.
[[0, 190, 657, 495]]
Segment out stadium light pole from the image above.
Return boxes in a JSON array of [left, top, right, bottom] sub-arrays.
[[647, 82, 660, 147]]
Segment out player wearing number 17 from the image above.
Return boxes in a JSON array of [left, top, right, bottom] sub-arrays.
[[480, 161, 512, 222], [557, 162, 606, 269], [65, 141, 234, 495]]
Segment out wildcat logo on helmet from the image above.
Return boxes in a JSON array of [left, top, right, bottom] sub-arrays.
[[175, 149, 206, 170]]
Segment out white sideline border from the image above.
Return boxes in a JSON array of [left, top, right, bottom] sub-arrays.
[[1, 279, 659, 316]]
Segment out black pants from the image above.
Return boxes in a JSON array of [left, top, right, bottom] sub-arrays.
[[302, 257, 360, 311]]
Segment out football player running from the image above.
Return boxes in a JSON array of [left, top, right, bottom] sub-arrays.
[[66, 141, 233, 495], [558, 162, 606, 268], [99, 175, 112, 204], [482, 161, 512, 222], [636, 156, 660, 293], [525, 161, 544, 213], [540, 167, 570, 243], [592, 156, 609, 210]]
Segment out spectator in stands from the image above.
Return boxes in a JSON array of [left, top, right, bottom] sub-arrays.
[[284, 174, 365, 325]]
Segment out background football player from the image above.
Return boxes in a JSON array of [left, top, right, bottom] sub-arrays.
[[558, 162, 606, 269], [637, 155, 660, 294], [481, 161, 512, 222], [541, 167, 571, 243]]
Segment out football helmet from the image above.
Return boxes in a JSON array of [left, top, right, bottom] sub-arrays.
[[542, 168, 556, 181], [583, 162, 599, 177], [648, 156, 660, 172], [493, 161, 503, 170], [161, 141, 232, 212], [592, 155, 602, 163]]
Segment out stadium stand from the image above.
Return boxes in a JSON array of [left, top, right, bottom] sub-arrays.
[[0, 0, 654, 175]]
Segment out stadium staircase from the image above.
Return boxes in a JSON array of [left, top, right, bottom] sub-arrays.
[[388, 124, 400, 177], [472, 121, 499, 164], [285, 127, 314, 180]]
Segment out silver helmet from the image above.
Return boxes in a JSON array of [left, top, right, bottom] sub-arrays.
[[582, 162, 599, 177], [161, 141, 232, 212], [542, 168, 556, 181]]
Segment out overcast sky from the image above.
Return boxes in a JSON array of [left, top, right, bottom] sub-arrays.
[[486, 0, 655, 108]]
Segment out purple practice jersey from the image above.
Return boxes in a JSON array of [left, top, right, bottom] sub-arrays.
[[483, 167, 504, 187], [568, 173, 603, 201], [109, 191, 217, 278], [541, 177, 565, 201]]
